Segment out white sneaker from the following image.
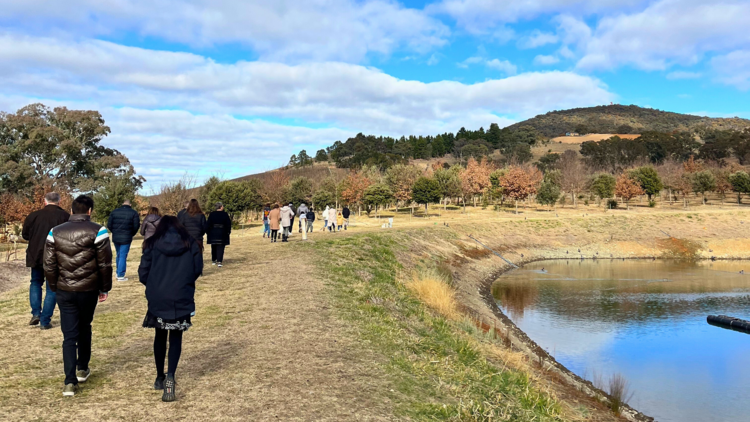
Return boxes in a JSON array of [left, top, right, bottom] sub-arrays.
[[116, 277, 128, 281], [217, 263, 223, 268]]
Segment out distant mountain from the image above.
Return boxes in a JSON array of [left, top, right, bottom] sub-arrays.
[[505, 105, 750, 138]]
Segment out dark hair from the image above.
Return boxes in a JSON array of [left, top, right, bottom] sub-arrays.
[[71, 195, 94, 215], [187, 199, 203, 216], [142, 215, 203, 252], [273, 203, 279, 209], [148, 207, 160, 216], [215, 202, 223, 211]]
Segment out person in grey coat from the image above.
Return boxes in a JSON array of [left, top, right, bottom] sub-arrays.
[[296, 203, 309, 233], [140, 207, 162, 240]]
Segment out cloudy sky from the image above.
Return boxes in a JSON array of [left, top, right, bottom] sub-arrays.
[[1, 0, 749, 190]]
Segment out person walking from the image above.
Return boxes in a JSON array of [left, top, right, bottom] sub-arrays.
[[306, 207, 315, 233], [140, 207, 162, 241], [268, 204, 281, 242], [322, 205, 329, 231], [138, 216, 203, 402], [206, 203, 231, 267], [287, 203, 295, 237], [177, 201, 189, 220], [44, 195, 112, 397], [296, 203, 309, 233], [262, 203, 271, 238], [342, 205, 351, 230], [328, 206, 337, 232], [336, 211, 344, 231], [22, 192, 70, 329], [107, 200, 140, 281], [178, 199, 207, 245], [279, 203, 294, 242]]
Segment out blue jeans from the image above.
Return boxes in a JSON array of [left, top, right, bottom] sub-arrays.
[[30, 266, 56, 326], [114, 242, 131, 278], [263, 221, 270, 236]]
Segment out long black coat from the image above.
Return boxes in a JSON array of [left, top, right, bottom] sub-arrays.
[[107, 205, 140, 244], [178, 212, 207, 244], [138, 228, 203, 320], [22, 205, 70, 268], [206, 211, 232, 245]]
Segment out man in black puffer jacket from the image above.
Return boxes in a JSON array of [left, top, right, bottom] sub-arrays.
[[107, 200, 140, 281], [44, 195, 112, 397]]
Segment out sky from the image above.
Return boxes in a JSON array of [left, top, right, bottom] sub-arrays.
[[1, 0, 749, 190]]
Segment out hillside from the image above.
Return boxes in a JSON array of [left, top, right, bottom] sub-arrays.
[[506, 105, 750, 138]]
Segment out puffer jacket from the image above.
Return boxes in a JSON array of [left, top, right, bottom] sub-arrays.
[[206, 210, 232, 245], [342, 207, 351, 219], [178, 211, 207, 244], [107, 205, 140, 244], [138, 227, 203, 320], [44, 214, 113, 293], [280, 206, 294, 227], [306, 210, 315, 222], [140, 214, 162, 240]]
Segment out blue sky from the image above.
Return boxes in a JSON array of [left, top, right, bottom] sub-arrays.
[[1, 0, 748, 190]]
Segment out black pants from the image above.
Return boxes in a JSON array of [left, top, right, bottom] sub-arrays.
[[154, 329, 183, 377], [271, 229, 278, 241], [211, 244, 225, 263], [56, 290, 99, 385]]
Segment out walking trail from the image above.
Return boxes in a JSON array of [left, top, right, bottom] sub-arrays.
[[0, 233, 396, 421]]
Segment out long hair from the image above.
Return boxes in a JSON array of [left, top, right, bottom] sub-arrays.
[[148, 206, 160, 216], [142, 215, 203, 251], [187, 199, 203, 216]]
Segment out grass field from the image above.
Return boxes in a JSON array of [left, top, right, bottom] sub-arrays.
[[2, 204, 750, 421]]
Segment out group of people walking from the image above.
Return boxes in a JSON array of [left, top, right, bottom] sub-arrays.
[[21, 194, 233, 402], [262, 202, 351, 242]]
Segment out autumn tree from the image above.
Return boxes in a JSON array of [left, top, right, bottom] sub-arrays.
[[340, 172, 372, 216], [154, 174, 197, 216], [460, 158, 492, 208], [615, 174, 645, 209], [262, 169, 289, 204], [499, 166, 542, 213], [385, 164, 421, 207], [710, 167, 731, 205]]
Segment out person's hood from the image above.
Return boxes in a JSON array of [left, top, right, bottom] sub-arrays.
[[325, 206, 329, 211], [144, 214, 161, 223], [153, 228, 189, 257], [281, 205, 291, 211]]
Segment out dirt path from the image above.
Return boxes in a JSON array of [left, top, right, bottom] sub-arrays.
[[0, 234, 396, 421]]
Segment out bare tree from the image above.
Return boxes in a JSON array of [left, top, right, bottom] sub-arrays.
[[153, 173, 198, 216], [558, 150, 587, 207]]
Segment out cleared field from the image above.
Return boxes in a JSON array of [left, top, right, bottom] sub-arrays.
[[550, 134, 640, 144]]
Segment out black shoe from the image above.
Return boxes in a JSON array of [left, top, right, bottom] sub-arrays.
[[162, 374, 176, 402], [29, 316, 40, 326], [154, 374, 165, 390], [40, 324, 54, 330]]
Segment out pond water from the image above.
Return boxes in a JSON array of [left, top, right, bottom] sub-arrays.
[[492, 260, 750, 422]]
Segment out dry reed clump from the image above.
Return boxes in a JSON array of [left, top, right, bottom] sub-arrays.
[[406, 269, 460, 320]]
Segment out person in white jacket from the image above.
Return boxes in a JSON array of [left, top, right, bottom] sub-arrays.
[[328, 206, 337, 233], [279, 204, 294, 242], [321, 205, 329, 232]]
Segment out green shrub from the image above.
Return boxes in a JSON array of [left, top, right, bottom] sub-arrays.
[[606, 199, 618, 209], [648, 200, 656, 207]]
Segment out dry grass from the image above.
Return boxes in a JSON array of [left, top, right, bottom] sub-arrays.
[[406, 269, 460, 320]]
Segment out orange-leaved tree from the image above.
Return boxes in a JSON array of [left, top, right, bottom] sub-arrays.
[[340, 171, 372, 216], [499, 166, 542, 214], [460, 157, 492, 209], [615, 173, 645, 209]]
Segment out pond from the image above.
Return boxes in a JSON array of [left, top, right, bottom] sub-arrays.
[[492, 259, 750, 422]]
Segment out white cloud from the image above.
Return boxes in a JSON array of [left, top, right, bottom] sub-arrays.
[[427, 53, 441, 65], [574, 0, 750, 71], [0, 34, 615, 187], [666, 71, 702, 80], [0, 0, 449, 63], [519, 30, 559, 49], [429, 0, 642, 33], [711, 50, 750, 90], [485, 59, 518, 75], [534, 55, 560, 65]]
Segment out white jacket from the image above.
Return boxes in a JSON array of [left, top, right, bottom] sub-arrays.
[[323, 206, 329, 220], [280, 206, 294, 227]]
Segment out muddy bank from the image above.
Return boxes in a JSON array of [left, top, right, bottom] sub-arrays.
[[392, 210, 750, 422]]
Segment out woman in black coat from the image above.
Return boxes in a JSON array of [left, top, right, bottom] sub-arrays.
[[138, 216, 203, 402], [206, 202, 232, 267], [177, 199, 207, 244]]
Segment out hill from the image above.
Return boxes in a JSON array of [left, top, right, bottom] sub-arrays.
[[506, 105, 750, 138]]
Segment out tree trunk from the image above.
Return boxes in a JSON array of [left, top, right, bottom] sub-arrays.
[[515, 200, 518, 214]]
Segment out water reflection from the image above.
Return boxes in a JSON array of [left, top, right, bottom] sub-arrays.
[[492, 260, 750, 422]]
